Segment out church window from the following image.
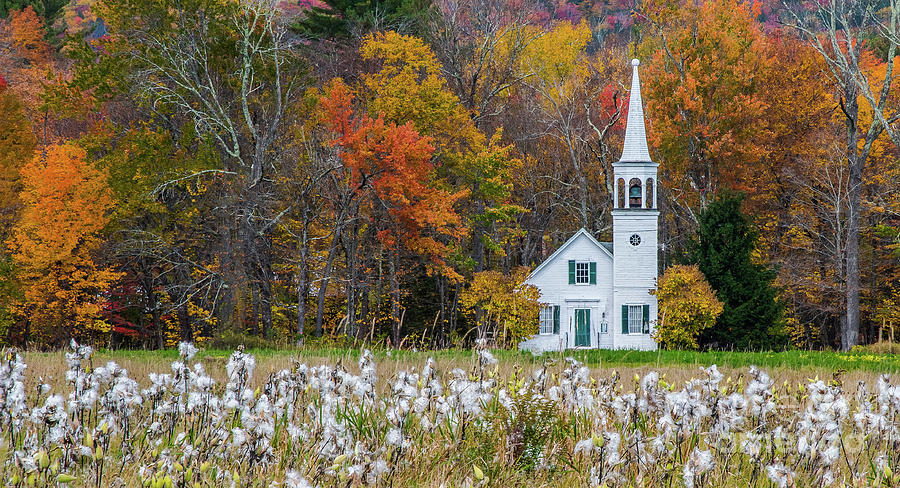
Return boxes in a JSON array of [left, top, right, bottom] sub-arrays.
[[575, 261, 590, 284], [629, 178, 642, 207], [539, 306, 558, 335], [617, 178, 626, 208], [628, 305, 643, 334], [568, 260, 597, 284], [645, 178, 654, 208], [622, 304, 651, 334]]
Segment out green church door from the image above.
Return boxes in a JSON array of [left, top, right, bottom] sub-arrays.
[[574, 309, 590, 347]]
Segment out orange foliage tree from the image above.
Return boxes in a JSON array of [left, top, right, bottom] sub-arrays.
[[9, 6, 49, 65], [638, 0, 770, 220], [7, 143, 120, 347], [320, 79, 466, 343]]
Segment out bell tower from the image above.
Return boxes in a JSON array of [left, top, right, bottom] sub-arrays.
[[612, 59, 659, 350]]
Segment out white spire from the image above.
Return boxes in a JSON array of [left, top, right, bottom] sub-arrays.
[[619, 58, 652, 162]]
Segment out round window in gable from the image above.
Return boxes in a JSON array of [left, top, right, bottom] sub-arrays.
[[629, 234, 641, 246]]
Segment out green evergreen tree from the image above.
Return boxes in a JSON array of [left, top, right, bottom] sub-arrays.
[[294, 0, 432, 39], [0, 0, 66, 21], [691, 192, 786, 350]]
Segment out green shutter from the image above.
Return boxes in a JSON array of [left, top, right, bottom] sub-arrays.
[[642, 304, 650, 334], [589, 262, 597, 284], [568, 260, 575, 284], [553, 306, 560, 334], [622, 305, 629, 334]]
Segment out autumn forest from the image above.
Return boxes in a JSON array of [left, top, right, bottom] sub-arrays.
[[0, 0, 898, 352]]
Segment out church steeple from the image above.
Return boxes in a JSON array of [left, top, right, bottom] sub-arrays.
[[619, 59, 652, 163], [610, 58, 659, 351]]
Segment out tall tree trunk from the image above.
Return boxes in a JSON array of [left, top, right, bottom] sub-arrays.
[[357, 280, 370, 341], [450, 280, 460, 343], [250, 284, 260, 336], [177, 302, 192, 342], [315, 228, 342, 337], [343, 225, 358, 338], [844, 116, 862, 350], [258, 272, 273, 339], [390, 249, 401, 346], [437, 274, 446, 349], [840, 79, 861, 351], [139, 262, 163, 350], [296, 218, 310, 345], [256, 234, 274, 339], [217, 188, 238, 335]]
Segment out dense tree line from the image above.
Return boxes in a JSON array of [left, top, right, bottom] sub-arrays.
[[0, 0, 898, 351]]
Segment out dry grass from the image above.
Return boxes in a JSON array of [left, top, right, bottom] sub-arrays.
[[20, 348, 884, 409]]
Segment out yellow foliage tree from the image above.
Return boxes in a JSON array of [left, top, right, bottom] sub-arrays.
[[359, 30, 480, 153], [517, 20, 592, 102], [459, 266, 541, 348], [652, 265, 723, 350], [8, 143, 121, 347]]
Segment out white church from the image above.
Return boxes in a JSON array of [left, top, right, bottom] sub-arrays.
[[519, 59, 659, 352]]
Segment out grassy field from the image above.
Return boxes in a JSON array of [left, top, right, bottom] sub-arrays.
[[19, 345, 900, 395], [26, 344, 900, 373]]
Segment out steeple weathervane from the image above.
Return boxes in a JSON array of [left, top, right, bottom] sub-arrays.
[[619, 59, 652, 163]]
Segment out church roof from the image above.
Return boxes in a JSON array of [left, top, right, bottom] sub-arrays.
[[528, 228, 613, 280], [619, 59, 652, 163]]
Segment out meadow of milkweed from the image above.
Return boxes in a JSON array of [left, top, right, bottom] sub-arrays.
[[2, 341, 900, 487]]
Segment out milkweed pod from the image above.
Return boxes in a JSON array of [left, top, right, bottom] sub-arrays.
[[473, 465, 484, 481], [37, 451, 50, 470], [56, 474, 77, 483]]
